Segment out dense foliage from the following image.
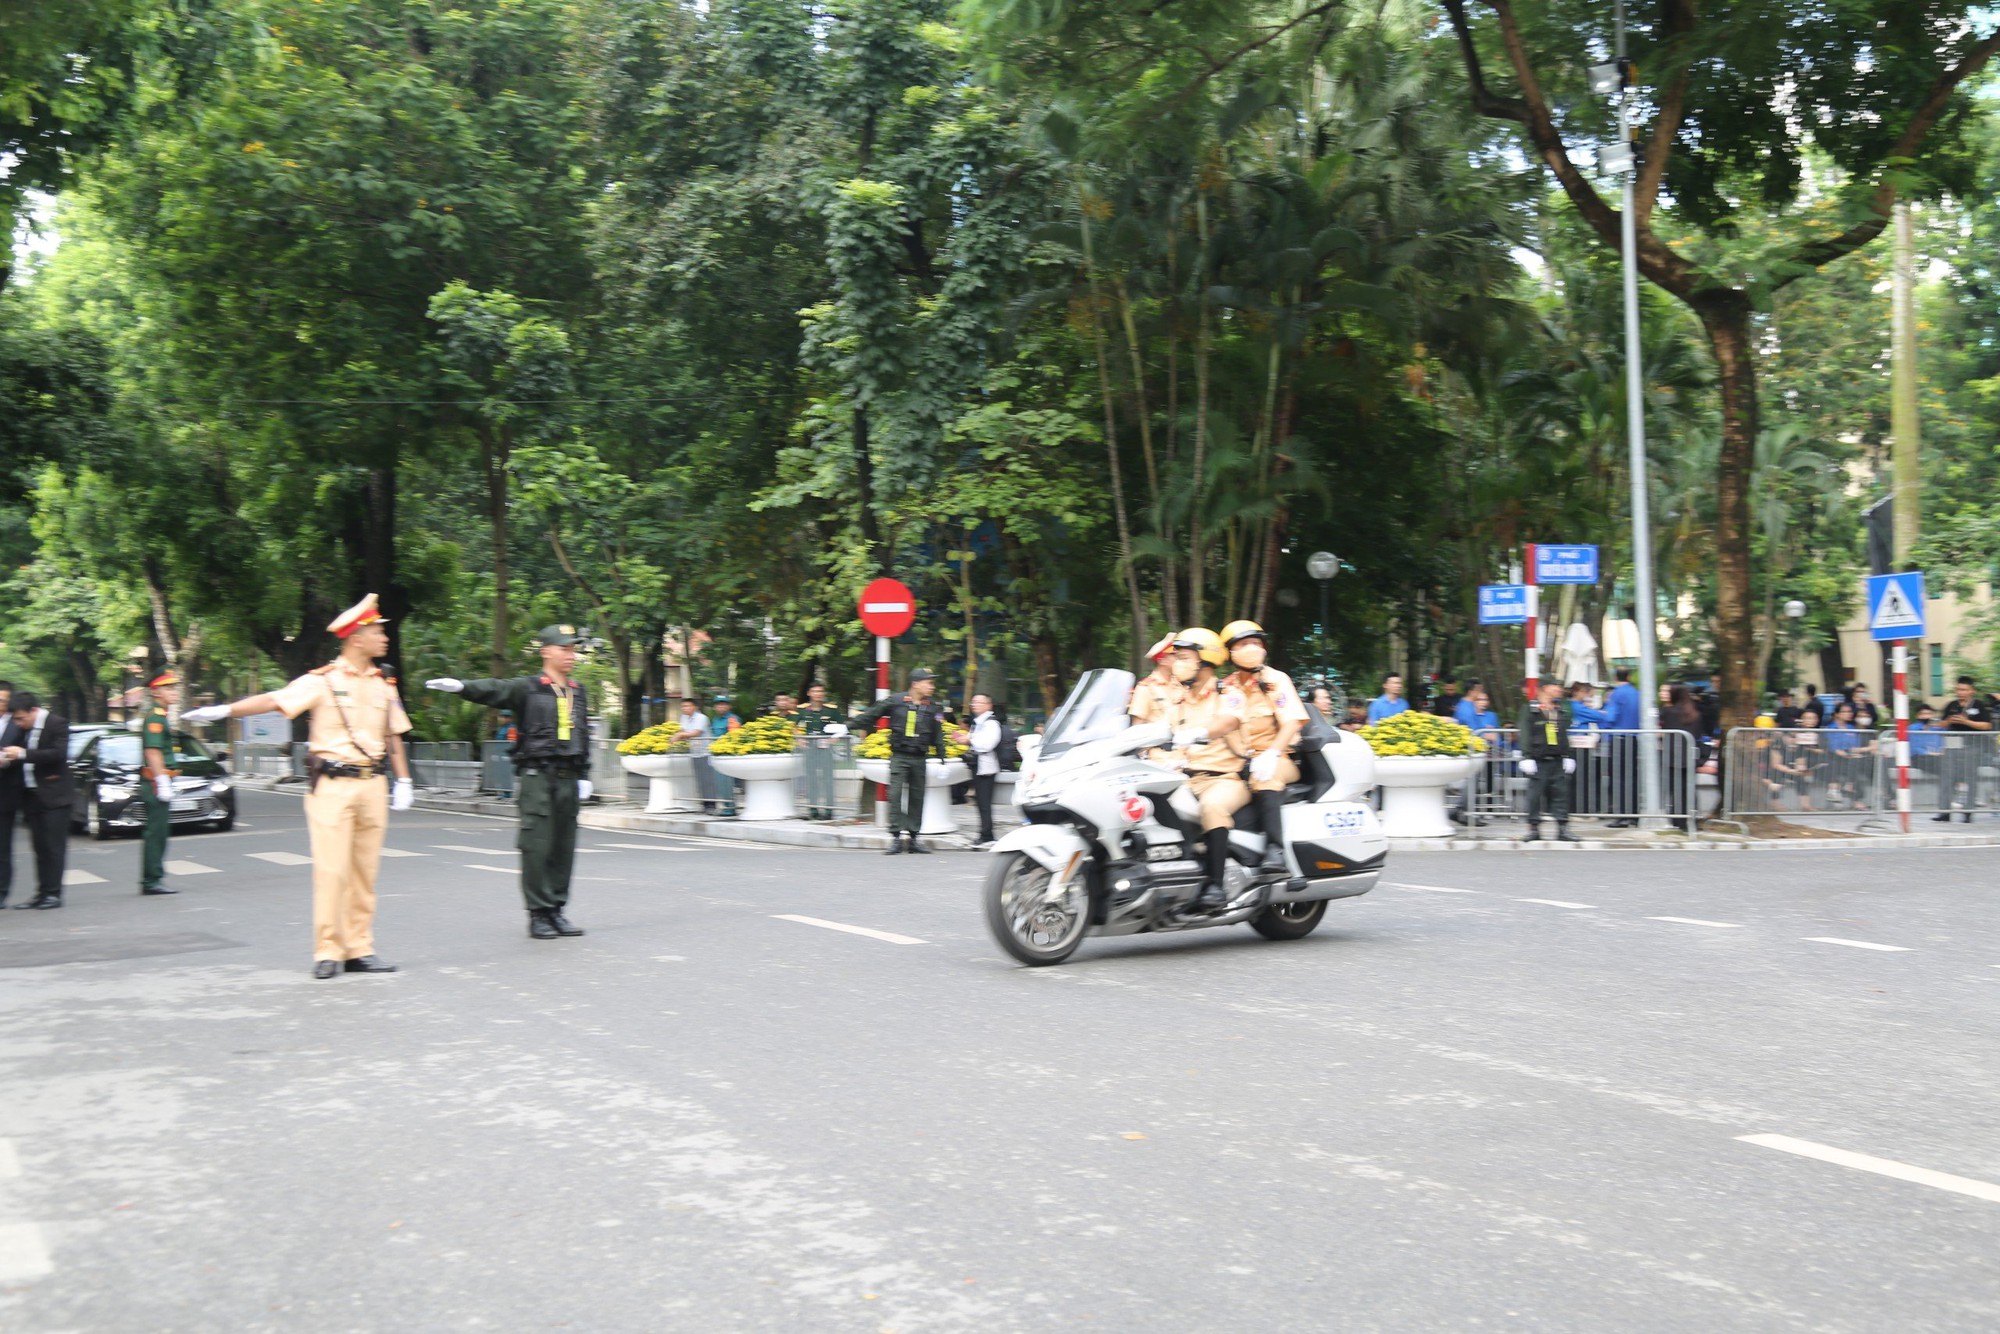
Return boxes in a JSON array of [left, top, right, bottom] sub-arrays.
[[2, 0, 1995, 736]]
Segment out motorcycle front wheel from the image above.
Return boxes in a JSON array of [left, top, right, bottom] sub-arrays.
[[984, 851, 1088, 966], [1249, 898, 1327, 941]]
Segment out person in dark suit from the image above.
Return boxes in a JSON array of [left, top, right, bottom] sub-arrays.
[[1, 692, 75, 909]]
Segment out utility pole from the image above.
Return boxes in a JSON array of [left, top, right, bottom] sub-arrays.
[[1890, 201, 1921, 567]]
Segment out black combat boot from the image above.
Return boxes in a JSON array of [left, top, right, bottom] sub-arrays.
[[1192, 835, 1231, 911], [1554, 824, 1580, 843], [528, 911, 560, 939], [1254, 791, 1288, 872], [885, 835, 906, 855], [546, 909, 584, 936]]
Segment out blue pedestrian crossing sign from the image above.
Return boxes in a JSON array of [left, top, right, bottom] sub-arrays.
[[1530, 544, 1599, 585], [1478, 584, 1531, 625], [1866, 571, 1926, 642]]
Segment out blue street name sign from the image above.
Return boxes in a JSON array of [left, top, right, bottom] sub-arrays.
[[1531, 544, 1599, 585], [1478, 584, 1531, 625], [1866, 571, 1926, 642]]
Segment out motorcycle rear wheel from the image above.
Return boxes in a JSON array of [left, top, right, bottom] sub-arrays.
[[1249, 898, 1327, 940], [984, 851, 1087, 966]]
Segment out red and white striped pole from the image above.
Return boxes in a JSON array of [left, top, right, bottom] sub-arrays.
[[874, 634, 891, 826], [1893, 639, 1910, 833], [1523, 544, 1541, 701]]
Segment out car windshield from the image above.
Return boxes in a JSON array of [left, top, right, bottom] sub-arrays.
[[1038, 669, 1136, 760], [96, 732, 216, 768]]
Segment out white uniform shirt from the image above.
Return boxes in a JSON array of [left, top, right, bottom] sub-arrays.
[[968, 712, 1002, 776]]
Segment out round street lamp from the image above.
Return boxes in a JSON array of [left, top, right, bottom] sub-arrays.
[[1306, 551, 1340, 582], [1784, 600, 1806, 620]]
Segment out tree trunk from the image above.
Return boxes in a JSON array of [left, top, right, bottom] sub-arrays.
[[1078, 192, 1151, 666], [1696, 293, 1759, 732], [481, 429, 510, 679], [1188, 189, 1212, 627]]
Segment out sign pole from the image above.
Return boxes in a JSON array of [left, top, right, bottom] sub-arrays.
[[1524, 545, 1540, 701], [873, 634, 891, 827], [1892, 639, 1910, 833]]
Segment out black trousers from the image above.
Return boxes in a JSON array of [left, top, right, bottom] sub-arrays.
[[0, 797, 70, 900], [971, 771, 997, 842], [1525, 764, 1571, 826]]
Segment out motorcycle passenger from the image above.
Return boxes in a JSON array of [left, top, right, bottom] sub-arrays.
[[1163, 628, 1249, 910], [1217, 620, 1306, 873], [1128, 636, 1184, 726]]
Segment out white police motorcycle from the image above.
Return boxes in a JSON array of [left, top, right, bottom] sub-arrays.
[[985, 668, 1386, 966]]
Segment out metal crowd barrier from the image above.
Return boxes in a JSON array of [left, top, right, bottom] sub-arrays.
[[1722, 727, 2000, 822], [1456, 727, 1704, 830]]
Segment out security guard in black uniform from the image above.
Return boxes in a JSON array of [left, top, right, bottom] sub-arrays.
[[1517, 680, 1581, 843], [852, 668, 953, 854], [426, 626, 594, 938]]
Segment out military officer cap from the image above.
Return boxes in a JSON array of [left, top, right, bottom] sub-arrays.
[[329, 592, 388, 638], [537, 624, 583, 647], [908, 668, 936, 683], [146, 669, 180, 689]]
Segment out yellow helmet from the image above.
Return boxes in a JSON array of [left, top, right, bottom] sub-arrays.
[[1171, 627, 1228, 668], [1219, 619, 1268, 649]]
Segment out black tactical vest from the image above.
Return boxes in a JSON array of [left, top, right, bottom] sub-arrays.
[[516, 676, 590, 764]]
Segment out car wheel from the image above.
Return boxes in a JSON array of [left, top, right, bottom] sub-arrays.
[[210, 812, 235, 832], [88, 798, 114, 841]]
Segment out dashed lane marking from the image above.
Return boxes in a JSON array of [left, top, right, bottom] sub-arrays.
[[1518, 898, 1595, 909], [593, 843, 697, 852], [0, 1138, 18, 1178], [0, 1222, 52, 1282], [61, 869, 107, 885], [465, 864, 517, 875], [379, 848, 429, 858], [161, 860, 220, 876], [1739, 1134, 2000, 1205], [1804, 937, 1911, 952], [245, 851, 313, 866], [1647, 916, 1741, 928], [433, 844, 515, 855], [1389, 882, 1477, 894], [772, 914, 926, 946]]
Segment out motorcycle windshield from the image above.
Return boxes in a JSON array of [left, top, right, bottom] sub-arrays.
[[1038, 668, 1136, 761]]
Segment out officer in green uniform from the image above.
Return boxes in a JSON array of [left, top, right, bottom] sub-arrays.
[[851, 668, 952, 854], [796, 682, 842, 820], [138, 669, 181, 896], [425, 626, 593, 939]]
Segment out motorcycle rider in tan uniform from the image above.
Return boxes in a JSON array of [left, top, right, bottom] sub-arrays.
[[1162, 628, 1249, 910], [1217, 620, 1307, 874], [1127, 635, 1184, 727]]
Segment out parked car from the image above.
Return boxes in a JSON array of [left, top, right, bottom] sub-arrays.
[[69, 728, 236, 839], [67, 724, 112, 760]]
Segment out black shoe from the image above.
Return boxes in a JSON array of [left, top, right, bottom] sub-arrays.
[[1961, 812, 1972, 823], [1932, 812, 1952, 822], [1606, 818, 1637, 829], [1191, 881, 1227, 911], [312, 960, 340, 980], [14, 894, 60, 910], [140, 884, 177, 896], [1555, 828, 1581, 843], [528, 911, 561, 939], [907, 839, 931, 854], [547, 909, 584, 937], [1523, 828, 1542, 843], [885, 837, 906, 855], [343, 955, 397, 973], [1259, 843, 1287, 873]]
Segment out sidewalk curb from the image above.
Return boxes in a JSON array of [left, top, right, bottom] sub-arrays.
[[233, 776, 1998, 854]]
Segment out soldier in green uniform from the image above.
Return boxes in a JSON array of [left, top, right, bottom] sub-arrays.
[[138, 669, 181, 896], [796, 681, 842, 820], [425, 626, 594, 939]]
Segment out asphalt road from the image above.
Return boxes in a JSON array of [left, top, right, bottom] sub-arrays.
[[1, 789, 1996, 1332]]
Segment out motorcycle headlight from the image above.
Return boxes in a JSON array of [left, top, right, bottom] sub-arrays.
[[99, 783, 135, 802], [207, 780, 231, 796]]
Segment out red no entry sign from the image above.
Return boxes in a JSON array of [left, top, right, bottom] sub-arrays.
[[857, 577, 917, 637]]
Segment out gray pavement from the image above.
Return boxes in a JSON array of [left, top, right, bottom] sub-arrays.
[[1, 789, 1997, 1331]]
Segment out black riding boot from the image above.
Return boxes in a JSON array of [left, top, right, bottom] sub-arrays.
[[1193, 833, 1230, 911], [1254, 791, 1288, 872]]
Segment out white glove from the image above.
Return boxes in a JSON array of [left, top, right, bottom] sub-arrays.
[[425, 677, 464, 693], [181, 704, 231, 724], [577, 779, 593, 801], [1171, 728, 1208, 748], [390, 779, 414, 811], [1518, 758, 1538, 776], [1249, 750, 1279, 783], [154, 775, 174, 800], [1562, 758, 1576, 775], [820, 722, 848, 738]]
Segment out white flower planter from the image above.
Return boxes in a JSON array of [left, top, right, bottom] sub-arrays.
[[708, 753, 801, 821], [855, 756, 970, 835], [620, 753, 700, 813], [1373, 754, 1478, 839]]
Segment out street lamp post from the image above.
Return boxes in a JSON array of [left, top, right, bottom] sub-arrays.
[[1306, 551, 1340, 646]]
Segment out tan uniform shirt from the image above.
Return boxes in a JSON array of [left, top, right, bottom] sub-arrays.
[[1221, 667, 1308, 751], [1174, 679, 1241, 774], [269, 659, 412, 766], [1129, 673, 1185, 725]]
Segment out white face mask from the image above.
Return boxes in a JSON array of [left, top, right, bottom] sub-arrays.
[[1231, 642, 1266, 671], [1171, 654, 1201, 683]]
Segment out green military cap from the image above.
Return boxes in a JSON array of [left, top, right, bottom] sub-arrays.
[[537, 624, 583, 647]]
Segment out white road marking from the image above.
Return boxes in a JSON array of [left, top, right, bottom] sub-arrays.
[[772, 914, 926, 946], [1518, 898, 1595, 909], [0, 1138, 18, 1178], [1804, 937, 1910, 952], [246, 851, 313, 866], [466, 864, 518, 875], [1390, 882, 1477, 894], [433, 844, 515, 855], [162, 859, 220, 876], [61, 869, 107, 885], [379, 848, 429, 858], [0, 1222, 53, 1281], [594, 843, 696, 853], [1738, 1134, 2000, 1205], [1647, 916, 1741, 928]]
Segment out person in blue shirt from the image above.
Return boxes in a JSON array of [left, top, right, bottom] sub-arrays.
[[1604, 669, 1642, 730], [708, 694, 741, 816], [1365, 674, 1409, 725], [1451, 683, 1501, 826], [1822, 699, 1873, 810], [1601, 670, 1644, 826], [1566, 681, 1614, 817]]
